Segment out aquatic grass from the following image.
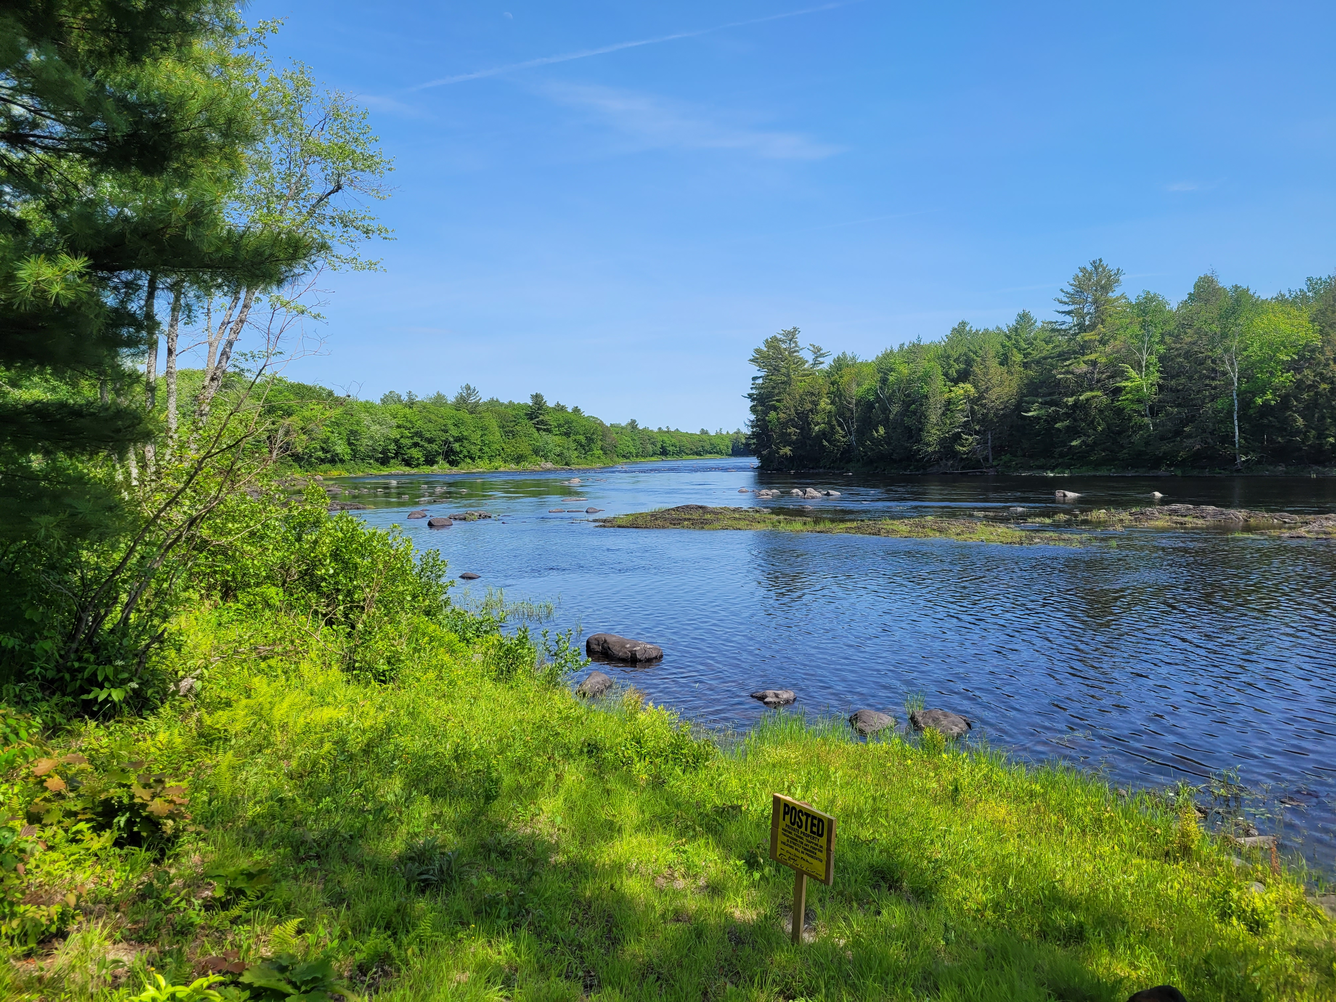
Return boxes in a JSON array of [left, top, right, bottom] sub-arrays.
[[601, 506, 1088, 545], [3, 615, 1333, 1001]]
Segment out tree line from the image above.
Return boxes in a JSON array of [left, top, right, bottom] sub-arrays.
[[746, 260, 1336, 471], [259, 380, 746, 469]]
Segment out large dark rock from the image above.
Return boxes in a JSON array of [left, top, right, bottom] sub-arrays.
[[750, 689, 796, 707], [427, 517, 453, 528], [408, 509, 428, 519], [849, 709, 895, 736], [910, 709, 972, 739], [448, 510, 492, 521], [328, 501, 369, 511], [1126, 989, 1186, 1002], [586, 633, 663, 663], [586, 507, 603, 513], [576, 671, 614, 697], [459, 572, 480, 580]]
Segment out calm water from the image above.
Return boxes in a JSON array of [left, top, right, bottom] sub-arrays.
[[337, 460, 1336, 868]]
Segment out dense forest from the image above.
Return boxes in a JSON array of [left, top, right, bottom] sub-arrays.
[[260, 380, 745, 469], [747, 261, 1336, 471]]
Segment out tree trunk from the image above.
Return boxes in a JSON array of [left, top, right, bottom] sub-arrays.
[[163, 284, 183, 462], [142, 273, 158, 476], [191, 286, 257, 451], [1233, 372, 1241, 469]]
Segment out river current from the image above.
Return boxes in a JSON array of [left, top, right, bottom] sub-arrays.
[[336, 459, 1336, 869]]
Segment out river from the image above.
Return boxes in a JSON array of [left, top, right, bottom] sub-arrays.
[[336, 458, 1336, 869]]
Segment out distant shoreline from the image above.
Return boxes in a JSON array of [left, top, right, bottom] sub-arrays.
[[304, 453, 754, 478]]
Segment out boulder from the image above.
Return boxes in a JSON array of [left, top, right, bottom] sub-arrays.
[[448, 510, 492, 521], [823, 490, 841, 497], [586, 633, 664, 663], [738, 488, 750, 493], [910, 708, 972, 740], [803, 488, 822, 498], [427, 517, 453, 528], [586, 507, 603, 513], [1126, 988, 1186, 1002], [1054, 490, 1081, 500], [407, 509, 428, 519], [849, 709, 895, 736], [1237, 834, 1277, 850], [750, 689, 796, 707], [328, 501, 369, 511], [576, 671, 614, 697], [549, 508, 564, 513], [459, 572, 480, 580], [1151, 491, 1164, 499], [790, 489, 804, 496]]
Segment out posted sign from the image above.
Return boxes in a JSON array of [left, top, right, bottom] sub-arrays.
[[769, 793, 836, 885]]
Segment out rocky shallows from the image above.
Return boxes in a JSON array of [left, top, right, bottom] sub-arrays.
[[598, 505, 1080, 545]]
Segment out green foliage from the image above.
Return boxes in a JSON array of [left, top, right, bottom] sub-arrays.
[[129, 973, 226, 1002], [236, 954, 350, 1002], [22, 746, 190, 849], [260, 376, 746, 471], [748, 261, 1336, 470]]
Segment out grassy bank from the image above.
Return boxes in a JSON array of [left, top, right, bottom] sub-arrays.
[[4, 620, 1334, 999], [600, 505, 1083, 545]]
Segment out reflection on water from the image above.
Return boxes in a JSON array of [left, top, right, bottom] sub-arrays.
[[338, 460, 1336, 868]]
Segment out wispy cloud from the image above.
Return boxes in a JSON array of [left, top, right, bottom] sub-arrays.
[[545, 83, 841, 160], [408, 1, 865, 91]]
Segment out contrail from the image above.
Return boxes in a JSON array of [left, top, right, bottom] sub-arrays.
[[408, 1, 866, 91]]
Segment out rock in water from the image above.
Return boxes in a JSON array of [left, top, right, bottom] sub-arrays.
[[738, 488, 750, 493], [849, 709, 895, 736], [1151, 491, 1164, 499], [910, 709, 972, 739], [586, 507, 603, 513], [1054, 489, 1081, 500], [750, 689, 796, 707], [576, 671, 614, 697], [407, 509, 428, 519], [586, 633, 664, 663], [1126, 989, 1186, 1002], [790, 489, 804, 496], [427, 517, 453, 528], [803, 488, 822, 498], [459, 572, 480, 580]]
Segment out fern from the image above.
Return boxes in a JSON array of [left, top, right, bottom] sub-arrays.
[[269, 917, 303, 957]]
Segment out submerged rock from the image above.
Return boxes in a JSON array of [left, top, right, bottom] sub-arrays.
[[328, 501, 369, 511], [823, 490, 841, 497], [576, 671, 614, 697], [459, 571, 480, 580], [849, 709, 895, 736], [427, 517, 453, 528], [447, 510, 492, 521], [407, 509, 428, 519], [750, 689, 796, 707], [586, 633, 664, 663], [910, 708, 972, 739], [586, 507, 603, 513], [1054, 490, 1081, 501]]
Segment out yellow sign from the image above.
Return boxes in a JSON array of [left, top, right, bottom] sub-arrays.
[[769, 793, 836, 885]]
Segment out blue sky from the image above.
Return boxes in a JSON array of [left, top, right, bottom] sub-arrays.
[[254, 0, 1336, 431]]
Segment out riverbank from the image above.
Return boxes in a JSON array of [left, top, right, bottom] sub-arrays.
[[2, 499, 1333, 1001], [297, 454, 750, 478], [3, 606, 1333, 1001]]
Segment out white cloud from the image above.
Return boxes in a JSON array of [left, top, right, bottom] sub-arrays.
[[543, 83, 842, 161]]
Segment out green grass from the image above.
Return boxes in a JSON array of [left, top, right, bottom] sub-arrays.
[[2, 604, 1332, 1001], [601, 505, 1085, 545]]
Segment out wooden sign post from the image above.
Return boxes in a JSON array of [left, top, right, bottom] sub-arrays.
[[769, 793, 836, 945]]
